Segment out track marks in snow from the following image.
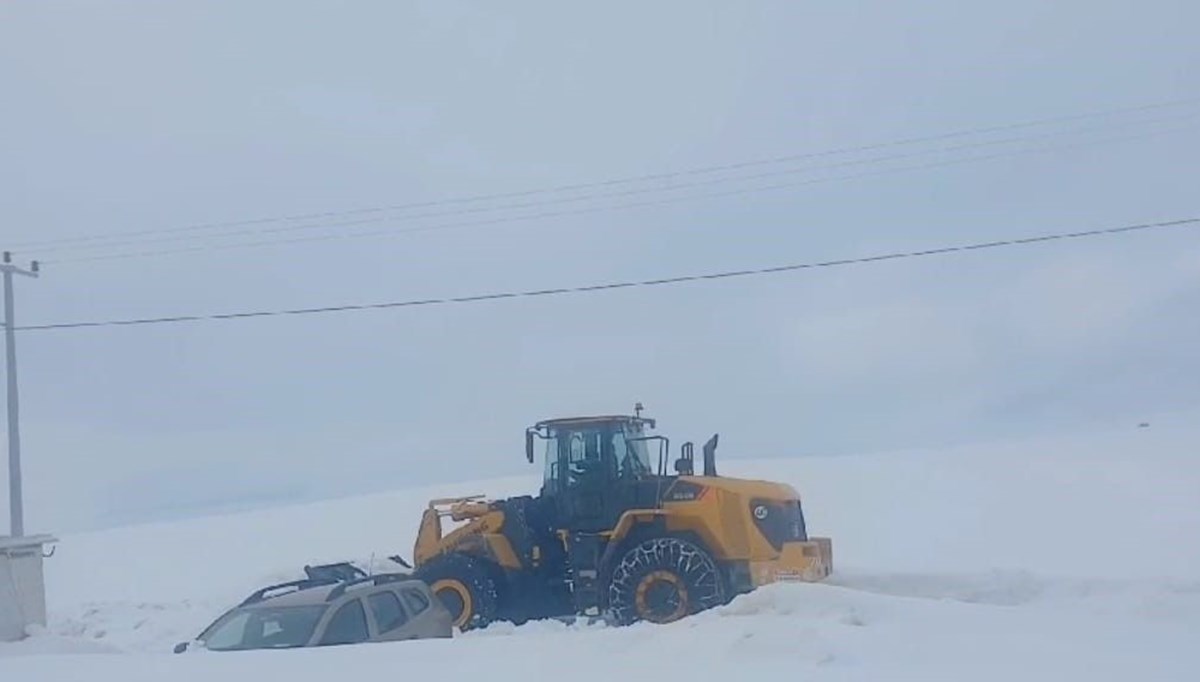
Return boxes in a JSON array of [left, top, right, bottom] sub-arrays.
[[828, 569, 1051, 605], [827, 569, 1200, 623], [0, 629, 122, 657], [48, 600, 224, 654], [453, 584, 859, 666]]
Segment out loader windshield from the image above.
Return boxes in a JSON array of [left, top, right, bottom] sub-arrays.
[[617, 424, 654, 477]]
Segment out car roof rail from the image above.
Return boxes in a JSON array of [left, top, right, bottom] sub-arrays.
[[239, 577, 341, 606], [325, 573, 412, 602]]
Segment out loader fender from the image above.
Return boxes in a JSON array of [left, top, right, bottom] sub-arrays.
[[415, 553, 500, 631]]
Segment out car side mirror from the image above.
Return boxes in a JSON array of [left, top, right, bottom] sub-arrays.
[[173, 641, 190, 654]]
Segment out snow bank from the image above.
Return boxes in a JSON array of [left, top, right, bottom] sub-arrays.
[[5, 582, 1196, 682], [1, 418, 1197, 680]]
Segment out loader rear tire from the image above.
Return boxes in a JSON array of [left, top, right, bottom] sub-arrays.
[[608, 537, 725, 626], [416, 554, 499, 631]]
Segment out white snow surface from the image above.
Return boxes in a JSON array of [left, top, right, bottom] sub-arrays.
[[3, 419, 1199, 680]]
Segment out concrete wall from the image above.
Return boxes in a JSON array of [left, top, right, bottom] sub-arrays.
[[0, 536, 53, 642]]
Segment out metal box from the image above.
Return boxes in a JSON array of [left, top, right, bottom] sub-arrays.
[[0, 534, 56, 641]]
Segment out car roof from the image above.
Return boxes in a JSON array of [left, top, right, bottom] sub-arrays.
[[251, 584, 339, 607]]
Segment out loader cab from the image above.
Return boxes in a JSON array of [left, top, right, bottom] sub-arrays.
[[526, 415, 665, 531]]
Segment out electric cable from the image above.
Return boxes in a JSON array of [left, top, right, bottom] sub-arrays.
[[13, 96, 1199, 255], [16, 216, 1197, 332], [41, 122, 1198, 266]]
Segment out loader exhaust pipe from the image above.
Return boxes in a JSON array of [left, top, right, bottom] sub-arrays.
[[702, 434, 719, 477]]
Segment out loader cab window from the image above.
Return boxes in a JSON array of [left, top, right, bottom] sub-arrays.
[[541, 427, 608, 489], [542, 436, 560, 486], [541, 422, 653, 491], [618, 424, 654, 478], [566, 430, 609, 487]]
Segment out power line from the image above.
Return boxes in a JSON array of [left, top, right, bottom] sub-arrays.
[[14, 96, 1200, 253], [43, 121, 1198, 265], [33, 111, 1200, 258], [18, 216, 1198, 332], [2, 253, 40, 537]]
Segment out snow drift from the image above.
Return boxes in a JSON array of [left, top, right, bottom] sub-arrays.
[[2, 417, 1198, 681]]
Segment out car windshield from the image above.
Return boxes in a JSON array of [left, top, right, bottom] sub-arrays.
[[201, 604, 329, 651]]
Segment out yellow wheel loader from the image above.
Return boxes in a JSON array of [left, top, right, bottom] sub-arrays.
[[409, 410, 832, 629]]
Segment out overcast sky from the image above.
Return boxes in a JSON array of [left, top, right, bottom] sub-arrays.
[[2, 1, 1198, 532]]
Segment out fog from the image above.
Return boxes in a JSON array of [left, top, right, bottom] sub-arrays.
[[1, 1, 1197, 531]]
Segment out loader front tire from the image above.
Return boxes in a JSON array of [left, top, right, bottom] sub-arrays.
[[416, 554, 499, 631], [608, 537, 725, 626]]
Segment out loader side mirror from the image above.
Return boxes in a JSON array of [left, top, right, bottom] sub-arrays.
[[525, 429, 535, 463]]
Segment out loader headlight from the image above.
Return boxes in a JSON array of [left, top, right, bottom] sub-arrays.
[[753, 505, 769, 520]]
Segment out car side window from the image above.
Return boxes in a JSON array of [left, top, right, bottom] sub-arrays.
[[319, 599, 370, 646], [368, 591, 408, 633], [402, 587, 430, 615]]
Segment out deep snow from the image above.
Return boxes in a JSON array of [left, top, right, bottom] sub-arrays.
[[2, 416, 1198, 680]]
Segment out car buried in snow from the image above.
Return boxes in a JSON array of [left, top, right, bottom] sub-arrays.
[[174, 564, 453, 653]]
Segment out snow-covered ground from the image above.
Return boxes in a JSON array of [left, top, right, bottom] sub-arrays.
[[3, 417, 1198, 680]]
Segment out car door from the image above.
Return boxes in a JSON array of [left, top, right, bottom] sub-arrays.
[[364, 588, 415, 642], [398, 584, 452, 638], [314, 597, 371, 647]]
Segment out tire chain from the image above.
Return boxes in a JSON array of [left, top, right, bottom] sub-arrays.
[[608, 537, 725, 624]]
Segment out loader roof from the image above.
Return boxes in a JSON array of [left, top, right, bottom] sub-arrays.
[[534, 414, 656, 429]]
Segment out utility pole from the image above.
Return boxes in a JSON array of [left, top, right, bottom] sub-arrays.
[[2, 251, 39, 538]]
